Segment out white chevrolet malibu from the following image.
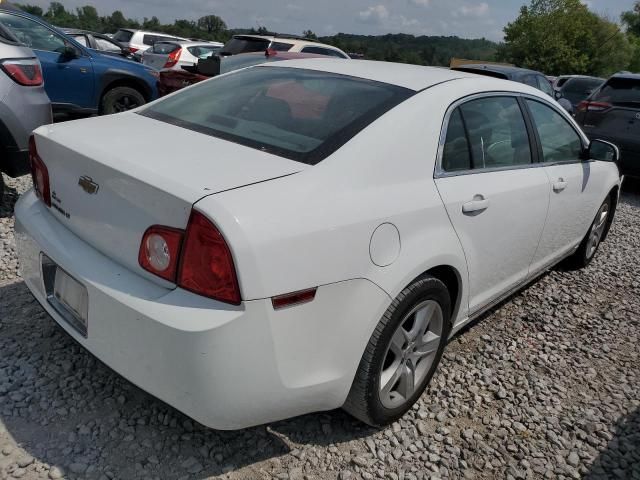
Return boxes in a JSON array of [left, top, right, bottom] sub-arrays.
[[15, 59, 621, 429]]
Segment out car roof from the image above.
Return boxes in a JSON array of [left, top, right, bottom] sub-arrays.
[[156, 40, 224, 47], [610, 72, 640, 80], [261, 58, 524, 92], [558, 75, 603, 80]]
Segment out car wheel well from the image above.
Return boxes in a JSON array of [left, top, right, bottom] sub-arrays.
[[100, 78, 149, 104], [601, 185, 619, 242], [413, 265, 461, 321]]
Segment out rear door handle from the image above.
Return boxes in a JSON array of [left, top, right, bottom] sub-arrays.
[[462, 195, 490, 214], [553, 178, 568, 192]]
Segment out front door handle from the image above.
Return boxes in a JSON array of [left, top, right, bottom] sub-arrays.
[[553, 178, 568, 192], [462, 195, 490, 214]]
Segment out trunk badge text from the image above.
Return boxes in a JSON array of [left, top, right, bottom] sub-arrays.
[[78, 176, 99, 195]]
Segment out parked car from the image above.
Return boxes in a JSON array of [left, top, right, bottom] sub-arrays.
[[142, 40, 223, 71], [0, 9, 159, 116], [220, 34, 350, 59], [157, 51, 327, 97], [0, 29, 52, 202], [575, 73, 640, 178], [452, 64, 555, 97], [112, 29, 188, 55], [16, 60, 621, 430], [553, 75, 604, 110], [61, 28, 134, 60]]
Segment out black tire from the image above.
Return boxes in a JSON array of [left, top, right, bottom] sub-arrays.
[[564, 195, 612, 270], [343, 276, 452, 427], [101, 86, 146, 115], [0, 173, 4, 205]]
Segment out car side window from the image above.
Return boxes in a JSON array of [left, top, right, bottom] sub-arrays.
[[525, 100, 583, 162], [522, 75, 539, 88], [441, 109, 472, 172], [0, 12, 67, 53], [536, 76, 554, 96], [70, 34, 88, 47], [95, 37, 121, 52], [457, 96, 532, 169]]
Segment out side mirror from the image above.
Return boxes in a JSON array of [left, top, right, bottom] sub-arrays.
[[61, 45, 79, 60], [587, 139, 619, 162]]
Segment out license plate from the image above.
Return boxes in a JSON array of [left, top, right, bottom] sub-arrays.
[[42, 255, 89, 337]]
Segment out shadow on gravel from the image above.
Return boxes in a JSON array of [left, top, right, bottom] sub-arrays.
[[0, 280, 374, 479], [0, 181, 19, 219], [584, 407, 640, 480]]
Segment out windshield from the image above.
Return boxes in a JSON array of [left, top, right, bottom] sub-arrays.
[[221, 36, 270, 55], [140, 66, 413, 164], [113, 29, 133, 43]]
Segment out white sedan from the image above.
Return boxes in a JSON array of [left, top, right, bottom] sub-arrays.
[[15, 59, 621, 430]]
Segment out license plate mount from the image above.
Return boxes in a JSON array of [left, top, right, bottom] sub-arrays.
[[41, 254, 89, 337]]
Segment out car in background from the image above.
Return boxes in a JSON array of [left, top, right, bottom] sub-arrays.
[[220, 34, 350, 59], [112, 29, 189, 56], [0, 29, 52, 202], [62, 28, 134, 60], [157, 51, 327, 97], [142, 40, 223, 71], [575, 73, 640, 178], [0, 9, 159, 116], [553, 75, 604, 110], [452, 64, 555, 98], [16, 60, 620, 430]]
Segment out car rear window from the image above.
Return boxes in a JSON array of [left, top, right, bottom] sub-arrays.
[[140, 66, 413, 164], [152, 42, 180, 54], [221, 36, 270, 55], [564, 78, 603, 94], [592, 77, 640, 106], [113, 29, 133, 43]]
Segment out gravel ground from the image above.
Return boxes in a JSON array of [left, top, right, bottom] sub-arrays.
[[1, 173, 639, 480]]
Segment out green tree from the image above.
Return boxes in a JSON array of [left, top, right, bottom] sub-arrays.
[[15, 4, 43, 17], [302, 30, 317, 40], [76, 5, 99, 30], [499, 0, 631, 76], [622, 2, 640, 37], [197, 15, 226, 38]]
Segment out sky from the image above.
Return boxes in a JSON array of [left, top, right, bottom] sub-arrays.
[[23, 0, 636, 41]]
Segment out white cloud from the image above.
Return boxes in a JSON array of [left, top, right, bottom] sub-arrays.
[[456, 2, 490, 17], [358, 5, 390, 24]]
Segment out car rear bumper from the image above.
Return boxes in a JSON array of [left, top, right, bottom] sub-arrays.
[[15, 191, 390, 429]]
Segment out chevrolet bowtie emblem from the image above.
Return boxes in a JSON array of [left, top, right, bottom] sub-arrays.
[[78, 175, 99, 195]]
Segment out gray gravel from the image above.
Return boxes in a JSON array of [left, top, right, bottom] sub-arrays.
[[1, 173, 639, 480]]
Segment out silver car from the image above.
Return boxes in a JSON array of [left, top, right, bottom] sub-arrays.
[[0, 32, 52, 202]]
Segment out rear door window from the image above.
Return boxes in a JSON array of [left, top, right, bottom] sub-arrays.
[[526, 100, 583, 162], [95, 36, 122, 52], [441, 109, 472, 172], [592, 77, 640, 107]]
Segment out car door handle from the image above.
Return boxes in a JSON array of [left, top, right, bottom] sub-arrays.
[[553, 178, 568, 192], [462, 195, 490, 214]]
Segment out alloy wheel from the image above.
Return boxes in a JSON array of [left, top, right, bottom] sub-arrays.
[[379, 300, 443, 409], [586, 202, 609, 260]]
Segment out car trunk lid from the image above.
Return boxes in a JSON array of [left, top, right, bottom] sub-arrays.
[[33, 112, 305, 286]]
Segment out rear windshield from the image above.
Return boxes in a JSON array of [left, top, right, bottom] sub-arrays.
[[113, 29, 133, 43], [221, 36, 270, 55], [187, 45, 220, 59], [593, 77, 640, 106], [152, 42, 180, 54], [140, 66, 413, 164], [563, 78, 603, 94]]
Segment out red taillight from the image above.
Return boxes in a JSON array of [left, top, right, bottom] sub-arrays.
[[138, 226, 184, 282], [29, 136, 51, 207], [1, 58, 43, 86], [164, 48, 182, 69], [265, 48, 278, 57], [177, 210, 240, 305], [129, 47, 139, 54], [272, 288, 317, 310], [578, 101, 611, 113]]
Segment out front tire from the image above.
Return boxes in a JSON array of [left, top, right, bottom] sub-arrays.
[[564, 196, 612, 269], [101, 87, 146, 115], [344, 276, 451, 427]]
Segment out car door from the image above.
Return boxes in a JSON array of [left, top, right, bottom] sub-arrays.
[[434, 95, 550, 314], [524, 98, 606, 272], [0, 12, 94, 110]]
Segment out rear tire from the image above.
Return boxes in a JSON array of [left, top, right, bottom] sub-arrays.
[[564, 196, 612, 270], [343, 276, 451, 427], [101, 87, 146, 115], [0, 173, 4, 205]]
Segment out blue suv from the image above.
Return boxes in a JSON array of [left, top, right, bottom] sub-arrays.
[[0, 8, 158, 115]]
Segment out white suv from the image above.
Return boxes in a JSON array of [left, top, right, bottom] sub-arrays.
[[112, 29, 188, 55], [220, 34, 350, 59]]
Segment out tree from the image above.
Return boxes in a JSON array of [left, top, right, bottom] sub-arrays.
[[76, 6, 99, 31], [197, 15, 226, 37], [303, 30, 317, 40], [498, 0, 632, 76], [622, 2, 640, 37], [15, 4, 43, 17]]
